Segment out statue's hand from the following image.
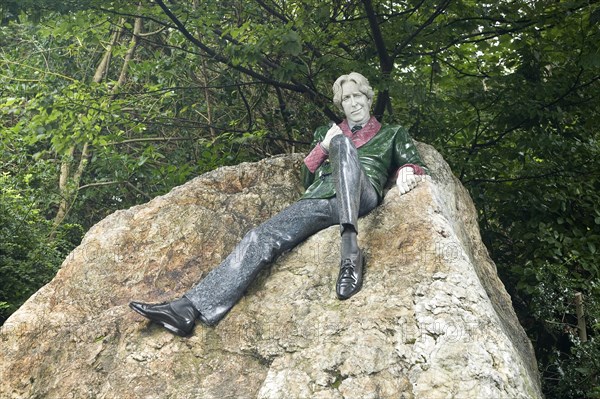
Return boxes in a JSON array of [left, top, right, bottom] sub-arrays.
[[321, 124, 343, 151], [396, 167, 421, 195]]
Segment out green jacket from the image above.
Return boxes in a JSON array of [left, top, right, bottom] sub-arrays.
[[301, 118, 428, 202]]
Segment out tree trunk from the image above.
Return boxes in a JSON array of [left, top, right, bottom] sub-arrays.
[[361, 0, 393, 119], [200, 58, 217, 138], [93, 18, 125, 83], [53, 146, 75, 231], [116, 16, 142, 88]]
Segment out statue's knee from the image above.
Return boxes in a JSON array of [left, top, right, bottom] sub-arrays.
[[244, 226, 277, 249], [330, 135, 353, 154], [331, 134, 351, 146]]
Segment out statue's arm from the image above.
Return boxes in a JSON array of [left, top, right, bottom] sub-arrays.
[[393, 127, 429, 176], [392, 127, 429, 194]]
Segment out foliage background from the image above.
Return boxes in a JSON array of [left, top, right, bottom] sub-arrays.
[[1, 0, 599, 397]]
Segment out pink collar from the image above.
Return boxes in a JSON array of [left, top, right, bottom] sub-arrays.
[[339, 116, 381, 149]]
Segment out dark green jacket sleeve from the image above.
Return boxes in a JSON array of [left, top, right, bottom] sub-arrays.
[[392, 126, 429, 176]]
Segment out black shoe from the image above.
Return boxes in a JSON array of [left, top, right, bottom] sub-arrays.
[[336, 249, 364, 300], [129, 297, 199, 337]]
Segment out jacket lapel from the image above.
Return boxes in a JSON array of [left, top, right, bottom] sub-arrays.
[[339, 116, 382, 149]]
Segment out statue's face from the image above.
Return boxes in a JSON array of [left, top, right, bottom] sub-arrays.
[[340, 80, 372, 125]]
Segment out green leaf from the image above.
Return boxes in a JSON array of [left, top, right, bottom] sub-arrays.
[[588, 242, 597, 255], [280, 30, 302, 56]]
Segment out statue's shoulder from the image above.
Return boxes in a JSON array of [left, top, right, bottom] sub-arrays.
[[379, 123, 409, 137], [380, 123, 406, 131]]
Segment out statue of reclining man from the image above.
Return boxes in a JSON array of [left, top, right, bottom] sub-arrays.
[[130, 72, 428, 336]]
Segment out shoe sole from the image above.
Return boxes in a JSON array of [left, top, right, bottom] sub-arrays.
[[161, 323, 188, 337]]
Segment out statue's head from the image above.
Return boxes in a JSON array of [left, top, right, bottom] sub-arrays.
[[332, 72, 374, 125]]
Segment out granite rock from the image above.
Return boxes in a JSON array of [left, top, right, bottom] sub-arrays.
[[0, 143, 542, 398]]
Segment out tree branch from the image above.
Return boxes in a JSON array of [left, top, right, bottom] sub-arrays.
[[153, 0, 305, 93], [464, 169, 579, 186], [106, 137, 197, 146], [392, 0, 452, 58], [78, 180, 123, 191]]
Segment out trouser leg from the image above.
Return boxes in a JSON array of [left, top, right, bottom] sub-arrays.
[[329, 134, 379, 235], [328, 134, 378, 299], [184, 198, 336, 325]]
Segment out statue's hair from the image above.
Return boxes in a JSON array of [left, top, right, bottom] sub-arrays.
[[332, 72, 375, 111]]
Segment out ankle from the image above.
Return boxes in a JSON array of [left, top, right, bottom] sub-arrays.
[[341, 226, 359, 256], [172, 296, 199, 319]]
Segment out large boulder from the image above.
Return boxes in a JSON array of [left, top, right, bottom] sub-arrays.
[[0, 143, 542, 398]]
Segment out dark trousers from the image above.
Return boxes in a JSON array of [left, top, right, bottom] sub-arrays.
[[184, 135, 379, 325]]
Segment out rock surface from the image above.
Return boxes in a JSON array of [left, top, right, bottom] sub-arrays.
[[0, 143, 542, 398]]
